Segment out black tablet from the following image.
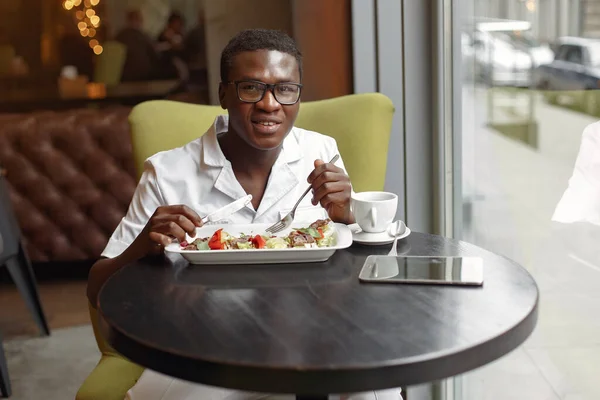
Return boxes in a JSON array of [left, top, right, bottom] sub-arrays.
[[358, 255, 484, 286]]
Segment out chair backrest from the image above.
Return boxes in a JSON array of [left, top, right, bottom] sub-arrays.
[[93, 41, 127, 85], [128, 93, 394, 192]]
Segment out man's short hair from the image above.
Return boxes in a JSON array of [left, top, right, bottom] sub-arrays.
[[220, 29, 303, 83], [125, 9, 142, 24], [168, 12, 184, 24]]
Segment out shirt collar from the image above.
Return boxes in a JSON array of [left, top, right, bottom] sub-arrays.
[[201, 115, 303, 168], [201, 115, 229, 167]]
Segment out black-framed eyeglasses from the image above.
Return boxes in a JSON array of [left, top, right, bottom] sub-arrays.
[[227, 80, 302, 105]]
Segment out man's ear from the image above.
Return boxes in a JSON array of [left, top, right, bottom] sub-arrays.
[[218, 83, 227, 110]]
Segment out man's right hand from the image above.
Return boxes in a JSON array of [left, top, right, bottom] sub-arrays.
[[144, 205, 203, 249], [88, 205, 203, 308]]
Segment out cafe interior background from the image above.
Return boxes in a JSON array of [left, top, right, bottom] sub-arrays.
[[0, 0, 599, 399]]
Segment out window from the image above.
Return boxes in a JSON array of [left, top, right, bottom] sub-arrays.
[[456, 1, 600, 399]]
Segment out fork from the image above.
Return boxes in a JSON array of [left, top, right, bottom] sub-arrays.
[[265, 154, 340, 234]]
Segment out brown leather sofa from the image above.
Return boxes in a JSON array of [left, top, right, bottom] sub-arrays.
[[0, 108, 137, 263]]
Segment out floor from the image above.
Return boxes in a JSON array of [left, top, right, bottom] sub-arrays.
[[0, 279, 97, 400], [4, 325, 98, 400], [0, 280, 89, 339]]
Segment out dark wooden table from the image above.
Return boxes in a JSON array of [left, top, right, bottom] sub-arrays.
[[0, 80, 182, 113], [98, 232, 539, 399]]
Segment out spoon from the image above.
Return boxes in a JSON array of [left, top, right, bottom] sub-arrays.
[[387, 220, 407, 256]]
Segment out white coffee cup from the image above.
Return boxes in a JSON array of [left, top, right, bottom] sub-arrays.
[[351, 191, 398, 233]]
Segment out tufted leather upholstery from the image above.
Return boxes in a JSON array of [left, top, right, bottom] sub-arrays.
[[0, 108, 137, 262]]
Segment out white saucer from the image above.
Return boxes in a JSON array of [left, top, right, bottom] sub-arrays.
[[349, 223, 412, 246]]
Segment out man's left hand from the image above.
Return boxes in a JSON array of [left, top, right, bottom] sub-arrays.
[[308, 159, 355, 225]]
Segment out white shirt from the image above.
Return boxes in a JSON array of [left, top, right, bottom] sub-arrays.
[[101, 115, 347, 258], [552, 121, 600, 226]]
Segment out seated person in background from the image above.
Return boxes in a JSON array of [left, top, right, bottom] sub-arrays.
[[157, 12, 186, 54], [86, 28, 401, 400], [183, 8, 207, 85], [115, 9, 160, 82], [0, 27, 28, 77], [156, 12, 188, 80], [552, 121, 600, 226]]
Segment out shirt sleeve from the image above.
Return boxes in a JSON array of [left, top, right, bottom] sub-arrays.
[[552, 123, 600, 225], [101, 160, 166, 258]]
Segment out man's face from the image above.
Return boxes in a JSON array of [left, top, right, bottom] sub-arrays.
[[219, 49, 301, 151], [170, 19, 184, 33], [132, 13, 143, 29]]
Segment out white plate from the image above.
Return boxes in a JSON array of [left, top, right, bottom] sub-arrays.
[[349, 223, 412, 245], [164, 222, 353, 265]]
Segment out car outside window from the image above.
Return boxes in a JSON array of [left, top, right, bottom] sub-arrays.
[[565, 45, 584, 65]]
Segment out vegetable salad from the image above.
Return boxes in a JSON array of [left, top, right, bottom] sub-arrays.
[[180, 219, 335, 251]]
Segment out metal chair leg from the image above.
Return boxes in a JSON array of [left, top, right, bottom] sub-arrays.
[[5, 245, 50, 336], [0, 337, 11, 397]]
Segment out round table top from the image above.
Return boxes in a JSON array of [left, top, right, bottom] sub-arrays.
[[98, 232, 539, 395]]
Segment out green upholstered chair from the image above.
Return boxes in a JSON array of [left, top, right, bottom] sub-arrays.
[[76, 304, 144, 400], [93, 41, 126, 85], [76, 92, 394, 400]]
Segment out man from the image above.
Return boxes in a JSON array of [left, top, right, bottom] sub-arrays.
[[157, 12, 186, 52], [87, 29, 401, 400], [115, 9, 160, 82]]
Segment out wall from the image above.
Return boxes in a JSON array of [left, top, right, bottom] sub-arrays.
[[291, 0, 353, 101], [203, 0, 353, 104], [204, 0, 293, 104]]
